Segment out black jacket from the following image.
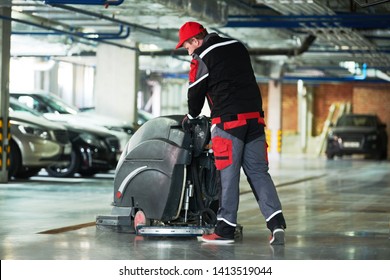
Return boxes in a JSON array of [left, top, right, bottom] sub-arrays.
[[187, 33, 263, 119]]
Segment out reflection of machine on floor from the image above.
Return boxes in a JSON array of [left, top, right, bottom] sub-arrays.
[[96, 115, 222, 237]]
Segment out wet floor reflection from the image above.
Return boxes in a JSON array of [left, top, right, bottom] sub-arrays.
[[1, 157, 389, 259]]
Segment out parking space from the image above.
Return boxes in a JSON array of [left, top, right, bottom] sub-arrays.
[[1, 156, 389, 260]]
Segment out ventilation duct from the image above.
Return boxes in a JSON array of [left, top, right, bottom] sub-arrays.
[[155, 0, 228, 25]]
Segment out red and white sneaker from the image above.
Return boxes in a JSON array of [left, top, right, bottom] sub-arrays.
[[269, 228, 285, 245], [201, 233, 234, 244]]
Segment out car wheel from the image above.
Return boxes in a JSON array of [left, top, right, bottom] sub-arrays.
[[380, 140, 388, 159], [46, 149, 80, 177], [8, 140, 22, 178], [326, 152, 335, 160], [380, 147, 388, 160], [15, 168, 41, 179], [382, 149, 388, 160]]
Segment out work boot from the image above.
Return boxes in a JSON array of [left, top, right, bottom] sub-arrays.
[[269, 228, 285, 245]]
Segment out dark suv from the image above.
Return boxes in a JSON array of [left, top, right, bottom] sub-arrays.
[[326, 114, 388, 160]]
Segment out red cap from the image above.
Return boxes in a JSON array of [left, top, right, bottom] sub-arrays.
[[176, 22, 206, 49]]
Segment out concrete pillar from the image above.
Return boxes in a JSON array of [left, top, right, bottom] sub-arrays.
[[297, 80, 314, 154], [267, 79, 282, 160], [33, 58, 57, 93], [145, 80, 161, 116], [94, 44, 138, 124], [297, 80, 307, 153], [160, 79, 188, 116], [49, 62, 59, 95], [73, 64, 85, 107], [0, 7, 11, 182]]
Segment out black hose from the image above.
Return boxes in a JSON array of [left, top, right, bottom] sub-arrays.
[[200, 164, 219, 201], [191, 159, 205, 211], [190, 158, 219, 227], [201, 208, 217, 225]]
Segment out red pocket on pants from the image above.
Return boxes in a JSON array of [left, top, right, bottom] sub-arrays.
[[212, 136, 233, 170]]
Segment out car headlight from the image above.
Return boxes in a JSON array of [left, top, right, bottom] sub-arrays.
[[105, 126, 123, 132], [367, 134, 377, 141], [79, 133, 105, 147], [105, 126, 134, 135], [328, 132, 339, 141], [18, 124, 51, 140]]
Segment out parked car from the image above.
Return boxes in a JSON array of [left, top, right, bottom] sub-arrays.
[[8, 109, 72, 179], [46, 122, 120, 177], [9, 98, 120, 177], [79, 107, 154, 127], [10, 91, 134, 151], [325, 114, 388, 160], [137, 109, 154, 126]]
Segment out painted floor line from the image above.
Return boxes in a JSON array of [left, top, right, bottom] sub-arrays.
[[37, 221, 96, 234]]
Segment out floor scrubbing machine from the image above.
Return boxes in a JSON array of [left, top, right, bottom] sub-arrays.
[[96, 115, 220, 237]]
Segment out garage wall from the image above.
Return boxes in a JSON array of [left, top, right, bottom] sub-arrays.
[[313, 83, 354, 136], [353, 84, 390, 120], [311, 83, 390, 138], [260, 83, 298, 134], [353, 84, 390, 157], [261, 82, 389, 137], [259, 81, 390, 157], [281, 84, 299, 134]]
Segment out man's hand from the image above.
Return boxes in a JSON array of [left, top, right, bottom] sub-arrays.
[[182, 114, 193, 131]]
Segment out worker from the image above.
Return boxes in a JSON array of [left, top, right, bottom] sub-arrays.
[[177, 22, 286, 245]]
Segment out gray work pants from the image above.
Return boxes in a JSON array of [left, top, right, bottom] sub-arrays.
[[211, 123, 283, 227]]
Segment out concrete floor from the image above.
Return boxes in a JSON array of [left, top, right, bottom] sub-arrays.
[[0, 156, 389, 260]]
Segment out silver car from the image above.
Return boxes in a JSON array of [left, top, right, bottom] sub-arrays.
[[10, 91, 134, 152], [9, 109, 72, 179]]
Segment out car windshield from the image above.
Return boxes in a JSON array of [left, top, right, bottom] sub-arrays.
[[16, 93, 79, 114], [336, 115, 376, 127], [37, 94, 80, 114], [9, 98, 42, 117]]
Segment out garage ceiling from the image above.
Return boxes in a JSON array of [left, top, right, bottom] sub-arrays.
[[2, 0, 390, 82]]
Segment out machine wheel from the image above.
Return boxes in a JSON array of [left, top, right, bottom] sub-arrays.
[[79, 170, 98, 177], [46, 149, 80, 177], [133, 210, 150, 234]]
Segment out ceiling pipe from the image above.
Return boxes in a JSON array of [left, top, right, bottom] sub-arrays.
[[77, 25, 130, 40], [282, 64, 389, 82], [1, 13, 138, 51], [162, 70, 390, 84], [225, 14, 390, 29], [139, 34, 316, 57], [283, 67, 367, 81], [44, 0, 124, 6], [12, 24, 131, 40], [353, 0, 390, 7], [272, 76, 389, 83], [50, 4, 161, 37], [366, 68, 390, 82], [51, 0, 228, 39]]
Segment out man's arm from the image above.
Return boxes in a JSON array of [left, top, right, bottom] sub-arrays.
[[187, 55, 209, 117]]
